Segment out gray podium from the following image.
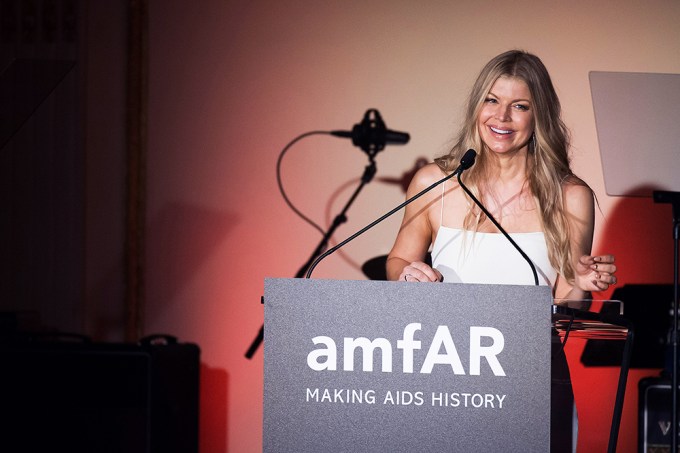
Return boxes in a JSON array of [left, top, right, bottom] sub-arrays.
[[263, 278, 553, 452]]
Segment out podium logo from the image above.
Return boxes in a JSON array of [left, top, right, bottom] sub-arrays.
[[306, 322, 505, 376]]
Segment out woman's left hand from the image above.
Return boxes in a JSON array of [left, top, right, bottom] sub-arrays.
[[574, 254, 617, 292]]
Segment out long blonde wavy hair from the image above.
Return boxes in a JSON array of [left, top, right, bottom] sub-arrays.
[[434, 50, 588, 281]]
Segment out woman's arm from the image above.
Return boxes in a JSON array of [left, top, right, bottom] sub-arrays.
[[386, 164, 443, 282], [554, 182, 617, 299]]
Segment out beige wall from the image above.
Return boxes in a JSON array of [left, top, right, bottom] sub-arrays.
[[145, 1, 680, 451]]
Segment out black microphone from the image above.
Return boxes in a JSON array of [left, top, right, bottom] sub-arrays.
[[331, 109, 410, 156], [305, 149, 477, 278], [456, 173, 539, 286]]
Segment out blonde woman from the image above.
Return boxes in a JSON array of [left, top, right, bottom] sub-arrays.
[[386, 50, 617, 452]]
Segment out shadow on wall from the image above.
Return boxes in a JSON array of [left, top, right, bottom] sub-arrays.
[[594, 187, 675, 297], [200, 363, 229, 453], [145, 204, 236, 452], [89, 202, 238, 340], [146, 202, 239, 317]]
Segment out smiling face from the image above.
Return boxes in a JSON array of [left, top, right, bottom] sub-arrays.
[[477, 76, 535, 156]]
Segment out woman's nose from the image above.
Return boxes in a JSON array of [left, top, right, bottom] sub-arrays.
[[494, 105, 511, 121]]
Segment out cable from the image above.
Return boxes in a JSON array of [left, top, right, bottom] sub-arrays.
[[276, 130, 332, 236]]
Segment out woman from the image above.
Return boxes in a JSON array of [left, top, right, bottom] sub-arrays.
[[386, 50, 617, 452], [386, 50, 616, 296]]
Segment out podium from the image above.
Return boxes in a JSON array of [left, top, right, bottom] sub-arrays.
[[264, 280, 633, 452], [263, 278, 553, 452]]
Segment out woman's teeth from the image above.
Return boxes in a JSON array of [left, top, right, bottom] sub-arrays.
[[490, 126, 512, 135]]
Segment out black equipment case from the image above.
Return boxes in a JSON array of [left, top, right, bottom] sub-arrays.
[[639, 376, 679, 453], [0, 334, 200, 453]]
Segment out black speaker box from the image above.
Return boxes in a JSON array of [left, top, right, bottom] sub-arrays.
[[0, 335, 199, 453], [639, 376, 679, 453]]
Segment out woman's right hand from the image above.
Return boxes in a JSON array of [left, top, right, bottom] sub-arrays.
[[399, 261, 443, 283]]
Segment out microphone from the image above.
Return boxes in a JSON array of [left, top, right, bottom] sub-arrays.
[[455, 173, 539, 286], [331, 109, 410, 156], [305, 149, 477, 278]]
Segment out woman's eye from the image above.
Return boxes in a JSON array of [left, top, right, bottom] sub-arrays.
[[484, 97, 497, 104], [514, 104, 529, 111]]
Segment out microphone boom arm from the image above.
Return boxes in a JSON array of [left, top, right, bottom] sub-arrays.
[[456, 172, 539, 286], [305, 153, 474, 278]]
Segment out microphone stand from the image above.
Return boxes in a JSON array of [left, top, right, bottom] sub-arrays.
[[653, 190, 680, 452], [246, 110, 395, 358], [294, 157, 376, 279], [244, 158, 377, 359]]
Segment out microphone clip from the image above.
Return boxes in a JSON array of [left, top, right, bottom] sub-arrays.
[[351, 109, 388, 157]]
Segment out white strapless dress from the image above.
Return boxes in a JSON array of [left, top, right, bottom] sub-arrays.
[[430, 226, 557, 288]]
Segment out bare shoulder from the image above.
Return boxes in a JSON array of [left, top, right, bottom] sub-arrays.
[[407, 162, 448, 194], [562, 177, 594, 216], [562, 177, 593, 199]]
